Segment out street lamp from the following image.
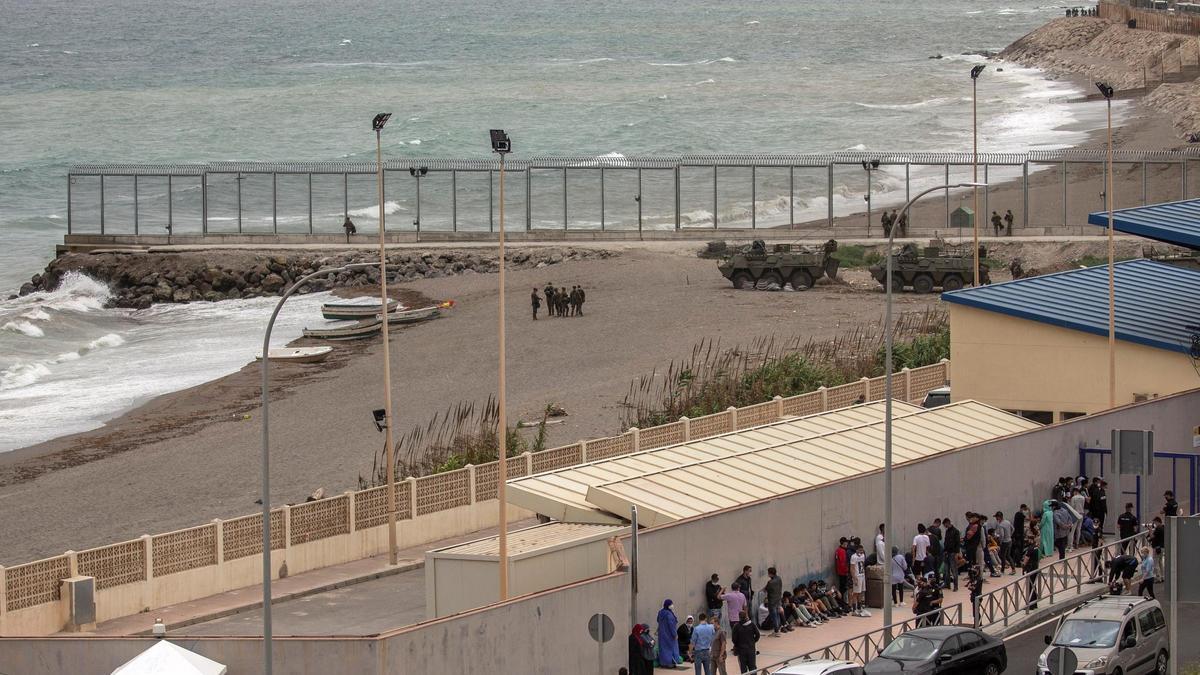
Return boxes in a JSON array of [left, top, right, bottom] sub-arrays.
[[409, 166, 428, 241], [373, 112, 401, 568], [971, 64, 986, 286], [863, 159, 880, 236], [1096, 81, 1116, 410], [490, 129, 512, 600], [881, 181, 986, 634], [260, 262, 375, 675]]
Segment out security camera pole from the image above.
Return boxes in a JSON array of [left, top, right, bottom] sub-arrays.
[[1096, 82, 1116, 409], [971, 64, 986, 286], [373, 112, 400, 566], [490, 129, 512, 599]]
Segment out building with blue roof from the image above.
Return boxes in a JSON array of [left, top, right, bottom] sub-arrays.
[[941, 259, 1200, 421], [1087, 199, 1200, 250]]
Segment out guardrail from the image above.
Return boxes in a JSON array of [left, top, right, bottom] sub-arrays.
[[745, 603, 965, 674], [976, 531, 1152, 632]]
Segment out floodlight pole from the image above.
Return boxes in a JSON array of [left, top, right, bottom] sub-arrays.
[[971, 65, 986, 286], [497, 147, 510, 601], [883, 181, 985, 633], [1098, 83, 1116, 409], [375, 114, 400, 566], [261, 262, 374, 675]]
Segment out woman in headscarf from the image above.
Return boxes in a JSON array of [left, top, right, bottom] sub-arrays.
[[657, 598, 681, 667], [1040, 499, 1056, 558], [677, 615, 694, 662], [628, 623, 653, 675]]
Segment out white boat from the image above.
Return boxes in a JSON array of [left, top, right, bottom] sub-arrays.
[[381, 306, 441, 325], [256, 346, 334, 363], [321, 299, 399, 321], [303, 319, 383, 340]]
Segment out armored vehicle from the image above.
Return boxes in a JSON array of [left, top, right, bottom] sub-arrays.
[[717, 239, 840, 290], [869, 241, 988, 293]]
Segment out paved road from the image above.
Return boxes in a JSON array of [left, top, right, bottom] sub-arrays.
[[1003, 601, 1199, 673], [177, 566, 426, 637]]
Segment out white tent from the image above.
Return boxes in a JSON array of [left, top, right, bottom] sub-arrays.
[[111, 641, 227, 675]]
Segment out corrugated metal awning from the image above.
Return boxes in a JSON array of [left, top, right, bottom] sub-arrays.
[[426, 522, 626, 561], [507, 401, 920, 524], [584, 401, 1039, 528], [1087, 199, 1200, 250]]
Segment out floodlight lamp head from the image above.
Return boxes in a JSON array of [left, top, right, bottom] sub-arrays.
[[489, 129, 511, 154], [971, 65, 986, 80], [372, 408, 388, 432], [1095, 82, 1114, 99], [372, 113, 392, 132]]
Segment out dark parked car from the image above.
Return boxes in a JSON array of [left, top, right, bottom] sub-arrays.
[[863, 626, 1007, 675]]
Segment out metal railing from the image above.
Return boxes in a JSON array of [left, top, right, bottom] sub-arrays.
[[64, 148, 1200, 237], [975, 531, 1152, 632], [745, 604, 965, 674]]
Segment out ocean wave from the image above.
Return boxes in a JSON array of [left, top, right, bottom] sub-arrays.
[[347, 200, 405, 218], [647, 57, 736, 67], [2, 321, 44, 338], [854, 97, 952, 110], [689, 79, 716, 86], [0, 332, 125, 391], [22, 308, 50, 321], [40, 272, 112, 312]]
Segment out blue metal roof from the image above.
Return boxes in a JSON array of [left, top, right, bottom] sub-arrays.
[[942, 259, 1200, 355], [1087, 199, 1200, 250]]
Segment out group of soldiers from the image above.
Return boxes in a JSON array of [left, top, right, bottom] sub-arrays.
[[990, 209, 1015, 236], [1065, 6, 1097, 17], [531, 284, 586, 320], [880, 210, 908, 237]]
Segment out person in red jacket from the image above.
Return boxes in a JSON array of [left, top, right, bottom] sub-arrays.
[[834, 537, 850, 596]]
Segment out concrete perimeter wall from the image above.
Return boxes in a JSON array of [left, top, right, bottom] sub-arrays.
[[629, 388, 1200, 624]]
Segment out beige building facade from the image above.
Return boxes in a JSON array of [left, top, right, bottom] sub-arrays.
[[949, 303, 1199, 421]]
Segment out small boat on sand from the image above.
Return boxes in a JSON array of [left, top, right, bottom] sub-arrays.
[[303, 319, 382, 340], [381, 306, 441, 325], [256, 346, 334, 363], [321, 299, 399, 321]]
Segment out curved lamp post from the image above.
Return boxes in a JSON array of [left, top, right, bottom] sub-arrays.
[[259, 262, 376, 675], [881, 181, 986, 634]]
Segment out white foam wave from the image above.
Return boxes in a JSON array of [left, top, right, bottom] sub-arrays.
[[854, 97, 952, 111], [22, 309, 50, 321], [3, 321, 44, 338], [745, 20, 760, 25], [647, 57, 736, 67], [86, 333, 125, 350], [690, 79, 716, 86], [347, 200, 405, 218], [0, 362, 51, 390]]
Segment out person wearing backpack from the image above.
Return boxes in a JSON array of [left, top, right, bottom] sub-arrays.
[[731, 609, 760, 673], [628, 623, 654, 675]]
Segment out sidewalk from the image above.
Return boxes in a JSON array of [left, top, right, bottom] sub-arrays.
[[81, 518, 538, 637]]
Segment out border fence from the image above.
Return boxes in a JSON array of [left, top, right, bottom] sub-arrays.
[[0, 362, 949, 635], [65, 149, 1200, 239]]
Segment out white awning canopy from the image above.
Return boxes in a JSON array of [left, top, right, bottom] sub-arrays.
[[112, 641, 228, 675]]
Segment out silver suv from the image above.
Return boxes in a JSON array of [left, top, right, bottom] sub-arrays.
[[1037, 596, 1169, 675]]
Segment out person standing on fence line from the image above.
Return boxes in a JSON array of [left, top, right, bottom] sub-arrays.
[[689, 612, 716, 675], [882, 210, 893, 237], [942, 516, 961, 591], [897, 210, 908, 237], [890, 546, 910, 605], [1138, 547, 1157, 599], [705, 573, 723, 625], [991, 211, 1003, 236], [1021, 534, 1041, 610], [1070, 487, 1087, 550], [1010, 505, 1027, 569], [1161, 490, 1180, 518], [912, 523, 931, 577], [735, 565, 754, 613], [1052, 501, 1073, 560], [1088, 478, 1108, 533], [708, 614, 729, 675], [342, 216, 357, 242], [763, 566, 783, 637], [1004, 209, 1014, 235]]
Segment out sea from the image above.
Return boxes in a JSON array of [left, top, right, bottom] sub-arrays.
[[0, 0, 1111, 451]]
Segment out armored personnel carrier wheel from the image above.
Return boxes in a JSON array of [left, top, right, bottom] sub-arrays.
[[731, 271, 755, 290], [890, 276, 904, 292], [941, 274, 964, 291], [790, 270, 814, 290], [758, 270, 784, 290], [912, 274, 935, 294]]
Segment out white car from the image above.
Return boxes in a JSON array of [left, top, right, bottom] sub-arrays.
[[1037, 596, 1169, 675], [775, 658, 865, 675]]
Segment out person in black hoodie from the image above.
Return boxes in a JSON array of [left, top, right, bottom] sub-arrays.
[[705, 573, 724, 624], [942, 517, 961, 591], [628, 623, 654, 675], [731, 609, 760, 674], [735, 565, 754, 611], [1011, 504, 1028, 569]]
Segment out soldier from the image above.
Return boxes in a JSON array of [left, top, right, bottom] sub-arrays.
[[558, 287, 569, 317], [1009, 258, 1024, 280], [577, 285, 586, 316], [881, 210, 892, 237], [568, 286, 579, 316], [544, 283, 556, 317], [531, 288, 541, 320], [342, 216, 357, 243], [897, 211, 909, 237], [1003, 209, 1014, 236], [990, 211, 1003, 236]]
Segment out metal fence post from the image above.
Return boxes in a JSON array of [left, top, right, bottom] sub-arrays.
[[133, 175, 139, 235], [713, 165, 719, 229], [452, 169, 458, 232], [789, 165, 795, 227], [1183, 159, 1188, 198], [308, 173, 313, 234], [600, 168, 606, 231], [984, 164, 990, 223], [944, 164, 950, 228], [637, 168, 643, 234], [99, 175, 105, 235], [1022, 161, 1030, 228], [525, 166, 531, 231], [343, 172, 349, 222], [1062, 161, 1068, 227], [66, 175, 72, 234], [827, 162, 834, 228], [905, 163, 911, 205], [489, 169, 494, 233], [272, 172, 278, 233], [168, 175, 173, 233], [751, 164, 756, 229], [563, 167, 568, 231], [201, 173, 209, 235], [1142, 161, 1148, 205], [675, 165, 681, 231], [238, 173, 244, 233]]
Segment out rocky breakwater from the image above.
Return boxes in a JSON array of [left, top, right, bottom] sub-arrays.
[[18, 247, 615, 308]]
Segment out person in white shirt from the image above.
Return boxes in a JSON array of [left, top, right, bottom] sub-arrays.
[[911, 523, 931, 577], [849, 545, 871, 617], [874, 524, 887, 565]]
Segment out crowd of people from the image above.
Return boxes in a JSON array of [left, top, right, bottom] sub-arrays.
[[627, 476, 1182, 674], [531, 283, 586, 320]]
